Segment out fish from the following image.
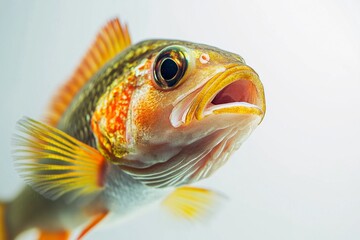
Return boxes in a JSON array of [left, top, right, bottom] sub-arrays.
[[0, 18, 266, 240]]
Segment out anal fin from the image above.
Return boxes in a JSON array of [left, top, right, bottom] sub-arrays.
[[77, 211, 108, 240]]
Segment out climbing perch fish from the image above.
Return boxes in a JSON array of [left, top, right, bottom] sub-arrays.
[[0, 17, 266, 240]]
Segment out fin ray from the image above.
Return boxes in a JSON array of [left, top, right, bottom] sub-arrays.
[[162, 186, 225, 221], [46, 18, 132, 126], [14, 117, 106, 201]]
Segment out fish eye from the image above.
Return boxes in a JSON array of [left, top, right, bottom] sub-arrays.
[[153, 47, 187, 89]]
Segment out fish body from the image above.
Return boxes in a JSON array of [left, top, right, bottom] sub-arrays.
[[0, 18, 265, 240]]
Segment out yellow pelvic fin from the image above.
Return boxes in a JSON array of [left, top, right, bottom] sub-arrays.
[[39, 230, 70, 240], [162, 186, 225, 221], [46, 18, 132, 126], [14, 117, 106, 201]]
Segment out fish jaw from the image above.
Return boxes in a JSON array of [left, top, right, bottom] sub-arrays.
[[170, 64, 266, 128], [119, 113, 260, 187]]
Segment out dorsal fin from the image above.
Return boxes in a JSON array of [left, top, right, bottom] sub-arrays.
[[45, 18, 132, 126]]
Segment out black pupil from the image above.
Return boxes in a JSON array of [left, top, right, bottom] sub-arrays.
[[160, 58, 179, 83]]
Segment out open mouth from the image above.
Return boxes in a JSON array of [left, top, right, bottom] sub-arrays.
[[211, 80, 257, 105], [203, 79, 260, 116], [185, 65, 265, 122], [170, 65, 265, 128]]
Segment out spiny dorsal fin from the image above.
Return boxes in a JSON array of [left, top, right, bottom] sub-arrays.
[[46, 18, 132, 126], [14, 117, 106, 201], [162, 186, 225, 221]]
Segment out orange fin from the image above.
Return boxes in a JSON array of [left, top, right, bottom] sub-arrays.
[[14, 117, 106, 201], [77, 211, 108, 240], [162, 186, 225, 221], [46, 18, 132, 126], [39, 230, 70, 240], [0, 202, 8, 240]]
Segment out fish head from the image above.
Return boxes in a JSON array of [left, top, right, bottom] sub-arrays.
[[94, 40, 265, 187]]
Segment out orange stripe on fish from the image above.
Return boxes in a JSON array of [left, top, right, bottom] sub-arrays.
[[45, 18, 132, 127], [91, 73, 137, 159]]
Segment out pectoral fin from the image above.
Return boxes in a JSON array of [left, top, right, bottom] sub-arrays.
[[162, 186, 225, 221], [14, 117, 106, 201]]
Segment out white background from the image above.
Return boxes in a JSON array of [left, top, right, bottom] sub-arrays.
[[0, 0, 359, 239]]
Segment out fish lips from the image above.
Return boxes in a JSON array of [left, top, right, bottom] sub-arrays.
[[170, 65, 266, 128]]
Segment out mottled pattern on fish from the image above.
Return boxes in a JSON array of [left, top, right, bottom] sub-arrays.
[[58, 40, 168, 146]]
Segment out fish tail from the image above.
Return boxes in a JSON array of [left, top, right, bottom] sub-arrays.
[[0, 201, 10, 240]]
